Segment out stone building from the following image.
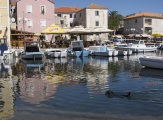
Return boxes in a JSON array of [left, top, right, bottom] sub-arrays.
[[124, 12, 163, 35]]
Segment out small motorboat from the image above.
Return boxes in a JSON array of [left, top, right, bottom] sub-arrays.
[[116, 40, 157, 53], [45, 48, 67, 58], [88, 46, 115, 57], [139, 56, 163, 69], [67, 40, 89, 57], [21, 40, 44, 59]]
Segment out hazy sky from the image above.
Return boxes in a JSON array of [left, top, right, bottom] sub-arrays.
[[54, 0, 163, 16]]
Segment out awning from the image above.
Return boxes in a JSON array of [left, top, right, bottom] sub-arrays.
[[66, 25, 91, 34], [151, 33, 163, 37], [41, 24, 67, 34]]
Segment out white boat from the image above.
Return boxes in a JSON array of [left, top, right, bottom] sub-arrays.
[[67, 40, 89, 57], [116, 40, 157, 53], [45, 48, 67, 58], [117, 50, 132, 56], [88, 46, 115, 57], [109, 48, 118, 56], [139, 56, 163, 69], [21, 40, 44, 59]]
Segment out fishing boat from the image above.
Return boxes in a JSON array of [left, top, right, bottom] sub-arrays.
[[139, 56, 163, 69], [116, 40, 157, 53], [67, 40, 89, 57], [21, 40, 44, 59]]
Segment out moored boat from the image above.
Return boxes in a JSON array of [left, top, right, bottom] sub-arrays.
[[21, 40, 44, 60], [45, 48, 67, 58], [88, 46, 113, 57], [67, 40, 89, 57], [116, 40, 157, 53], [139, 56, 163, 69]]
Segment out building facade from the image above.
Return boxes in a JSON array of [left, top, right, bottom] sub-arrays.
[[55, 4, 109, 41], [16, 0, 55, 41], [124, 12, 163, 35], [55, 7, 81, 28], [0, 0, 10, 41]]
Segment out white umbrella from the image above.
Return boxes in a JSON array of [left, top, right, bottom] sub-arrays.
[[91, 27, 115, 33], [67, 25, 90, 34]]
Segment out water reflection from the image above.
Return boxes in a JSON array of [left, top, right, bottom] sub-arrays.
[[18, 59, 58, 104], [0, 59, 15, 120], [139, 67, 163, 79], [1, 53, 163, 120]]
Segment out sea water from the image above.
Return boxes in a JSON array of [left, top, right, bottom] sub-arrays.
[[1, 51, 163, 120]]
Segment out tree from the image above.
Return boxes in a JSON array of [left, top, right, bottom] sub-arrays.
[[108, 11, 123, 31]]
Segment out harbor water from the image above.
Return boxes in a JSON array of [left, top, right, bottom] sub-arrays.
[[1, 51, 163, 120]]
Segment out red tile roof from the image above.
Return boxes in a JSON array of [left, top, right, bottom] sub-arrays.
[[86, 4, 107, 9], [55, 7, 82, 13], [124, 12, 163, 19]]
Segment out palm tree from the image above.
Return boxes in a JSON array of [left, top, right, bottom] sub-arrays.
[[108, 11, 123, 31]]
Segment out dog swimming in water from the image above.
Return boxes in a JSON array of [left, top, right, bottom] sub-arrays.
[[105, 90, 131, 98]]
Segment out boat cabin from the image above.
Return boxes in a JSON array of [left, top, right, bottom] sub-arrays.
[[24, 41, 40, 52], [70, 40, 84, 51]]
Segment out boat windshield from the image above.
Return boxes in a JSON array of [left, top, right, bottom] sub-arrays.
[[133, 40, 144, 44]]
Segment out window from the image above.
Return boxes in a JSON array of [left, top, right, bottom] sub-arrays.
[[40, 6, 45, 14], [70, 22, 73, 27], [74, 14, 76, 18], [135, 19, 137, 23], [70, 14, 72, 18], [57, 14, 61, 17], [95, 21, 99, 26], [27, 19, 33, 27], [26, 5, 32, 13], [60, 20, 64, 25], [145, 19, 152, 25], [40, 20, 46, 27], [95, 11, 99, 16]]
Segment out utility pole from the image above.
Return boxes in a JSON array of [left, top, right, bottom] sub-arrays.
[[7, 0, 11, 49]]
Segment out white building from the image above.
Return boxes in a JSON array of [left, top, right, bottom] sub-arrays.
[[55, 7, 81, 28], [75, 4, 108, 28], [55, 4, 110, 42], [124, 12, 163, 35]]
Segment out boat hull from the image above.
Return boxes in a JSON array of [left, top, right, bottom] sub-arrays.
[[21, 52, 44, 59], [91, 51, 113, 57], [139, 56, 163, 69], [45, 49, 67, 58]]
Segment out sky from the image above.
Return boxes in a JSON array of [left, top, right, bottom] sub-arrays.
[[54, 0, 163, 16]]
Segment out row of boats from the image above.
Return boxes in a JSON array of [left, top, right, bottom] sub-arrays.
[[21, 40, 134, 59], [21, 39, 159, 59], [20, 39, 163, 70]]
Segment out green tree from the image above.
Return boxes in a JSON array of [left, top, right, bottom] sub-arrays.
[[108, 11, 123, 30]]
